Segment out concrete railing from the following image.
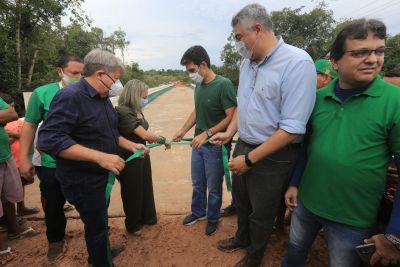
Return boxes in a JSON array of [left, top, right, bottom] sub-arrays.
[[110, 83, 175, 106]]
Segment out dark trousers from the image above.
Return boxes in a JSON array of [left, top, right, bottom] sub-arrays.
[[232, 139, 299, 264], [61, 183, 112, 267], [36, 166, 66, 243], [118, 155, 156, 233]]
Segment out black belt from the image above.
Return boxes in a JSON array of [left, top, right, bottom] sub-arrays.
[[239, 139, 301, 150]]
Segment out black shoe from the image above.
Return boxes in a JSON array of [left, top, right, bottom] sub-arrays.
[[111, 244, 125, 258], [47, 240, 65, 261], [205, 221, 219, 236], [217, 237, 245, 253], [182, 214, 206, 225], [88, 244, 125, 264], [220, 204, 236, 217], [234, 255, 260, 267]]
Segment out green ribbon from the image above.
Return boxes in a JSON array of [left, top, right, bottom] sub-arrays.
[[105, 138, 233, 203]]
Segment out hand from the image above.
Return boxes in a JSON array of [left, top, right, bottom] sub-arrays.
[[229, 155, 250, 176], [172, 130, 185, 142], [19, 158, 36, 180], [285, 186, 299, 211], [192, 132, 208, 148], [365, 234, 400, 266], [210, 131, 232, 146], [96, 153, 125, 176], [135, 143, 150, 157]]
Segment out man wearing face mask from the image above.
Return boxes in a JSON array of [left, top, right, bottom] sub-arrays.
[[173, 45, 237, 236], [19, 55, 83, 261], [211, 3, 316, 267], [38, 49, 149, 267]]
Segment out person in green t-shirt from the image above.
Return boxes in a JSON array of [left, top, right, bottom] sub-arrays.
[[0, 96, 39, 264], [19, 55, 83, 261], [315, 58, 338, 89], [173, 45, 237, 236], [283, 19, 400, 267]]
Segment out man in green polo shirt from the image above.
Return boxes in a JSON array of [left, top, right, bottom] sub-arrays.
[[19, 55, 83, 261], [173, 45, 237, 236], [282, 19, 400, 266]]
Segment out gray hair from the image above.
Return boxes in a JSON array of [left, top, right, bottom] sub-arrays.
[[83, 49, 124, 76], [118, 79, 149, 113], [231, 3, 273, 32]]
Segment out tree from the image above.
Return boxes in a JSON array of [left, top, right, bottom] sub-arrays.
[[271, 2, 336, 59], [384, 34, 400, 72], [217, 33, 241, 87]]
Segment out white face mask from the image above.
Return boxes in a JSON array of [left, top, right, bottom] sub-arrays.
[[109, 80, 123, 97], [189, 72, 204, 83], [235, 41, 253, 59]]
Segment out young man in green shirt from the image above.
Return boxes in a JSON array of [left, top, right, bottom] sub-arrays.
[[173, 45, 237, 236], [283, 19, 400, 267], [19, 55, 83, 260]]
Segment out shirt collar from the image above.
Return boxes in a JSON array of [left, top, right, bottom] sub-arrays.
[[323, 75, 384, 100], [82, 78, 101, 98], [251, 36, 285, 67]]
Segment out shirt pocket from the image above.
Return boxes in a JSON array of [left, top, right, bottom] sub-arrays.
[[254, 83, 279, 100]]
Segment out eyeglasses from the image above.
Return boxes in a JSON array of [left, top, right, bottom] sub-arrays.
[[344, 47, 388, 58]]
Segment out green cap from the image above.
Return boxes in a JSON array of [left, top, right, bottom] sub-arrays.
[[315, 59, 338, 79]]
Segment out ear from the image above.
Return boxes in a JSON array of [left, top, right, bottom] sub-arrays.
[[331, 59, 339, 71], [56, 67, 63, 78], [253, 22, 262, 33]]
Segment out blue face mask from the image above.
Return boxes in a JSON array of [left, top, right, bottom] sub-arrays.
[[140, 98, 149, 108]]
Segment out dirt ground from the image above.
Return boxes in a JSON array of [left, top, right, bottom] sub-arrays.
[[6, 86, 328, 266]]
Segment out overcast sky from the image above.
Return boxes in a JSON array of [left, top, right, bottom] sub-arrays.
[[78, 0, 400, 70]]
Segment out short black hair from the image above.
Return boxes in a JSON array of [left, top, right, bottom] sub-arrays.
[[385, 64, 400, 77], [330, 19, 386, 61], [180, 45, 211, 67], [56, 55, 83, 69], [0, 93, 14, 104]]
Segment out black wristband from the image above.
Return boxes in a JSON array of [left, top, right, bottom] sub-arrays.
[[245, 153, 254, 167]]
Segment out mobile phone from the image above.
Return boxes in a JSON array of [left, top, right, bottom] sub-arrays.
[[355, 243, 376, 262]]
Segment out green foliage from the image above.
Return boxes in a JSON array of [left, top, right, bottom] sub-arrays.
[[271, 2, 336, 59], [384, 34, 400, 72]]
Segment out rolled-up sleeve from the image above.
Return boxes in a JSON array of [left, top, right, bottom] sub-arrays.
[[38, 90, 78, 157], [279, 60, 316, 134]]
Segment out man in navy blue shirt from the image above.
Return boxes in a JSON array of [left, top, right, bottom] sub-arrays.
[[38, 49, 148, 267]]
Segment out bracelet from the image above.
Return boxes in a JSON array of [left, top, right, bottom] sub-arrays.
[[158, 136, 166, 144], [384, 233, 400, 250]]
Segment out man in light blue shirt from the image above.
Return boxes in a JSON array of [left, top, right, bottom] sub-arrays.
[[212, 3, 316, 267]]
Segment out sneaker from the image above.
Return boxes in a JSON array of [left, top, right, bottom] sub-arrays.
[[220, 204, 236, 217], [205, 221, 219, 236], [217, 237, 245, 253], [182, 214, 206, 225]]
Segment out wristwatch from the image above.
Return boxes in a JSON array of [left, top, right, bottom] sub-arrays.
[[244, 153, 254, 167], [384, 233, 400, 250], [206, 129, 213, 138]]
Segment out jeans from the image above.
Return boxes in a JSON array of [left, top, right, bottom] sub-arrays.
[[61, 183, 112, 267], [191, 143, 230, 222], [233, 139, 299, 264], [282, 201, 373, 267], [35, 166, 66, 243]]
